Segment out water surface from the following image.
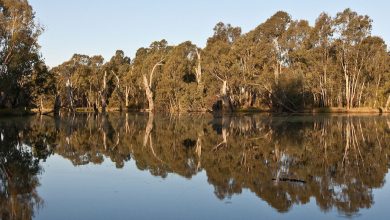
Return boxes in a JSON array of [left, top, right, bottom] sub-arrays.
[[0, 113, 389, 220]]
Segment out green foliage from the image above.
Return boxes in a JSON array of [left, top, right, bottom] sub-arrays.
[[0, 0, 43, 108], [1, 3, 390, 113]]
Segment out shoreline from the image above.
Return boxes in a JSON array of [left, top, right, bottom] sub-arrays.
[[1, 107, 389, 117]]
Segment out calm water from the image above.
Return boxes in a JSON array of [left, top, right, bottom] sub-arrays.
[[0, 113, 389, 220]]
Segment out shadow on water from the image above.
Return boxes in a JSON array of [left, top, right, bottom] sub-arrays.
[[0, 113, 390, 218]]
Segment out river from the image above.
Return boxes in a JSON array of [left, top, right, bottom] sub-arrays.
[[0, 113, 389, 220]]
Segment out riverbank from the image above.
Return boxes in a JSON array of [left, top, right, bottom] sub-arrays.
[[236, 107, 390, 114], [308, 107, 389, 114], [0, 108, 35, 116], [1, 106, 389, 117]]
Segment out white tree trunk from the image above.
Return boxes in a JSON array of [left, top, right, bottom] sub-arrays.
[[125, 86, 129, 109], [195, 48, 202, 85], [143, 75, 154, 112], [385, 95, 390, 110], [66, 78, 74, 111], [101, 71, 107, 113], [142, 59, 164, 112], [221, 80, 232, 111]]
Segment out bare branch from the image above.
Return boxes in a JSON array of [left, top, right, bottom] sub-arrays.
[[149, 58, 164, 88], [111, 70, 120, 88], [211, 71, 225, 82]]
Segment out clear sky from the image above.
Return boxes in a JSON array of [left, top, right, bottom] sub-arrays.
[[30, 0, 390, 68]]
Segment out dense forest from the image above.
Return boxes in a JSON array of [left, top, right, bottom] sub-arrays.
[[1, 0, 390, 113]]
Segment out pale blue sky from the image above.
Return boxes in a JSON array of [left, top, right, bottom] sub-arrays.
[[30, 0, 390, 67]]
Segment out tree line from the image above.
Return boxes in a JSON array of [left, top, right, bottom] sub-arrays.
[[1, 0, 390, 113]]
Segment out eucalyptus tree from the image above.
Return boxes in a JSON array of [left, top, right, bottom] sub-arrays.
[[88, 55, 105, 111], [245, 11, 292, 87], [155, 41, 204, 112], [358, 36, 389, 108], [131, 40, 170, 111], [229, 11, 295, 111], [51, 55, 77, 111], [203, 22, 241, 111], [30, 61, 56, 111], [0, 0, 43, 108], [385, 52, 390, 109], [333, 9, 372, 109], [3, 3, 389, 113], [306, 13, 336, 107], [277, 19, 312, 110], [51, 54, 104, 111], [105, 50, 131, 110]]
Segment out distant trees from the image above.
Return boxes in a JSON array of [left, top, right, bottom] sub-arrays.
[[1, 2, 389, 113]]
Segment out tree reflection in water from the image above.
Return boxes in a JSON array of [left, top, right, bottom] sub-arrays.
[[0, 117, 52, 220], [0, 113, 389, 218]]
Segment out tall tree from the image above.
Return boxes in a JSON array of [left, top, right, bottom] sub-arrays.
[[203, 22, 241, 111], [334, 9, 372, 109], [132, 40, 170, 112], [0, 0, 43, 108], [307, 13, 335, 107]]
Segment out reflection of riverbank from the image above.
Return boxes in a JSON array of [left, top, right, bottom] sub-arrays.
[[2, 105, 390, 118], [1, 114, 390, 217], [0, 118, 48, 220]]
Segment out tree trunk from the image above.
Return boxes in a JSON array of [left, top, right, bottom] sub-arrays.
[[386, 95, 390, 110], [39, 96, 44, 114], [53, 94, 61, 116], [374, 75, 381, 108], [195, 48, 202, 86], [93, 103, 98, 114], [274, 63, 280, 85], [221, 80, 232, 112], [143, 75, 154, 112], [125, 86, 129, 109], [101, 71, 107, 113], [142, 59, 164, 112], [358, 82, 364, 107], [345, 74, 350, 110], [66, 78, 74, 112]]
